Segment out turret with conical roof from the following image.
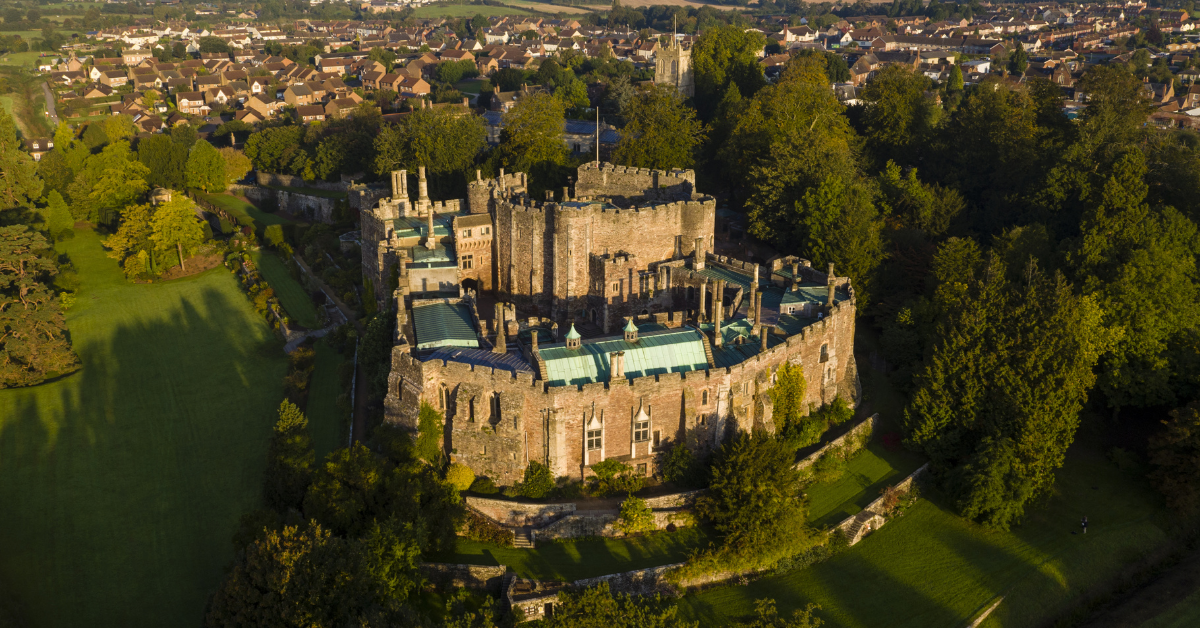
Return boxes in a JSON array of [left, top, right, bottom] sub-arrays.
[[623, 318, 638, 343], [565, 323, 582, 350]]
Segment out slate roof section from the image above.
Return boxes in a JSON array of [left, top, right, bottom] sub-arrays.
[[424, 347, 532, 375], [538, 327, 710, 387], [412, 302, 480, 350], [697, 265, 760, 292], [392, 211, 467, 240]]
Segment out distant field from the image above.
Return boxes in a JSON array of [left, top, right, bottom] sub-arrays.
[[0, 51, 48, 68], [413, 3, 539, 17], [498, 0, 593, 14]]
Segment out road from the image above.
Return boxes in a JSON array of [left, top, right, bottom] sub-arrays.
[[40, 81, 58, 129]]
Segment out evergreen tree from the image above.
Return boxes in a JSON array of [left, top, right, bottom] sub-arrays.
[[264, 400, 316, 512], [0, 226, 79, 387], [904, 242, 1107, 529]]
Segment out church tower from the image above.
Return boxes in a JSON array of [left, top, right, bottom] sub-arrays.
[[654, 35, 694, 97]]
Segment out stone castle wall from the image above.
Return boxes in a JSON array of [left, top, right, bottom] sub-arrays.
[[574, 162, 696, 202], [385, 295, 857, 485]]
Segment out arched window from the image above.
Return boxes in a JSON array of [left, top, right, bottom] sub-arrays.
[[820, 344, 830, 363], [702, 389, 708, 406], [672, 60, 678, 73]]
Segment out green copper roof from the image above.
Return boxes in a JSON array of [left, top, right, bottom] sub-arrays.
[[538, 327, 710, 387], [623, 318, 637, 332], [565, 324, 581, 340], [412, 302, 480, 350], [391, 210, 467, 240], [697, 266, 761, 292]]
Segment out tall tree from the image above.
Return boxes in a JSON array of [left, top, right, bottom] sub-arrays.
[[373, 106, 486, 196], [105, 203, 155, 278], [495, 91, 568, 195], [264, 400, 316, 512], [691, 24, 767, 119], [185, 140, 226, 193], [219, 147, 253, 187], [40, 191, 73, 240], [904, 242, 1107, 529], [0, 226, 79, 387], [859, 65, 940, 169], [137, 134, 188, 189], [0, 110, 43, 211], [149, 198, 204, 272], [613, 84, 704, 169]]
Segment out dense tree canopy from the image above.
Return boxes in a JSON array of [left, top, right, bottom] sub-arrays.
[[0, 226, 79, 387], [613, 84, 704, 169]]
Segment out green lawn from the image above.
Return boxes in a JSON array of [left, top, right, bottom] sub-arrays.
[[249, 250, 319, 329], [805, 440, 926, 528], [455, 79, 485, 94], [0, 51, 45, 67], [0, 95, 13, 118], [1142, 589, 1200, 628], [199, 192, 292, 232], [430, 526, 717, 582], [678, 436, 1171, 627], [0, 229, 288, 628], [308, 340, 347, 459]]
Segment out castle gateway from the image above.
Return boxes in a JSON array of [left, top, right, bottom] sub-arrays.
[[362, 163, 859, 485]]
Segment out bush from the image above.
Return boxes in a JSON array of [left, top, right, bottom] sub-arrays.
[[812, 448, 848, 484], [659, 440, 708, 488], [415, 403, 443, 463], [519, 461, 555, 499], [446, 463, 475, 492], [590, 458, 645, 496], [469, 476, 499, 495], [264, 223, 286, 248], [464, 509, 515, 547], [614, 496, 656, 535]]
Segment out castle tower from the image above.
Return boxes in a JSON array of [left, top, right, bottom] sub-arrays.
[[654, 34, 694, 97], [565, 323, 581, 350]]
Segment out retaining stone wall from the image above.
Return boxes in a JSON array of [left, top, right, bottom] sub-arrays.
[[465, 496, 575, 527], [795, 413, 879, 471], [418, 563, 506, 595], [573, 563, 682, 597], [835, 462, 928, 546], [256, 171, 351, 192]]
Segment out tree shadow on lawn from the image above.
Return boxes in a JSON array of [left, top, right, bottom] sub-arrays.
[[0, 287, 286, 628]]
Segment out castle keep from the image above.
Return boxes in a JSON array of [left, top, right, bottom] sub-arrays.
[[361, 163, 859, 485]]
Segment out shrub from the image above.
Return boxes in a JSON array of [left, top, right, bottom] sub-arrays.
[[614, 496, 656, 535], [464, 509, 515, 547], [264, 223, 286, 248], [520, 461, 554, 499], [812, 448, 848, 484], [590, 458, 645, 496], [446, 463, 475, 492], [659, 440, 708, 488], [415, 403, 443, 463], [469, 476, 499, 495]]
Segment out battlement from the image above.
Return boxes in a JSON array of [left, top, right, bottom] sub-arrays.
[[574, 161, 697, 202]]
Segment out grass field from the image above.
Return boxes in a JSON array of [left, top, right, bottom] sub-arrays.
[[0, 229, 289, 628], [0, 95, 13, 118], [413, 3, 539, 17], [431, 525, 717, 581], [308, 340, 348, 459], [199, 192, 293, 233], [249, 250, 320, 329], [805, 440, 926, 528], [0, 51, 47, 68], [1142, 589, 1200, 628], [677, 430, 1172, 627]]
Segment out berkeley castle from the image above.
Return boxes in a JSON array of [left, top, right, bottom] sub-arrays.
[[361, 162, 859, 484]]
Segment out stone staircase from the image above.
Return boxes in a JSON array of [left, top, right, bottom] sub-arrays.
[[513, 526, 534, 548]]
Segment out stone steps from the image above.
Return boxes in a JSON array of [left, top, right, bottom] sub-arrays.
[[514, 526, 534, 548]]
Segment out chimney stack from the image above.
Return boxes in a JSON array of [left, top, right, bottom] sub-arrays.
[[693, 237, 705, 270], [424, 204, 436, 250], [760, 325, 769, 352], [492, 303, 506, 354], [698, 280, 708, 322], [791, 261, 800, 292], [562, 186, 570, 201], [418, 165, 429, 202], [610, 351, 626, 381], [546, 189, 554, 201], [530, 328, 539, 354], [754, 288, 763, 328], [826, 262, 836, 307], [713, 280, 725, 347], [476, 169, 482, 182]]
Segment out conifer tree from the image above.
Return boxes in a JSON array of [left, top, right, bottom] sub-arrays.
[[264, 400, 316, 512]]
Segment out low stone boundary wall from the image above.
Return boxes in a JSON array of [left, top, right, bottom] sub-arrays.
[[227, 184, 337, 223], [795, 413, 879, 471], [643, 490, 703, 509], [256, 171, 351, 192], [574, 563, 682, 596], [533, 512, 617, 541], [835, 462, 928, 546], [419, 563, 506, 595], [465, 496, 575, 527]]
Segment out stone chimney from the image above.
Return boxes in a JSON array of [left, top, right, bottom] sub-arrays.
[[424, 204, 436, 250], [391, 169, 408, 199], [610, 351, 626, 381], [693, 237, 705, 270], [623, 317, 638, 343], [546, 189, 554, 201], [476, 169, 482, 182], [492, 303, 506, 354], [754, 288, 763, 328], [562, 186, 570, 201], [565, 323, 581, 350], [826, 262, 836, 307], [791, 261, 800, 292], [530, 328, 539, 354], [713, 280, 725, 347], [760, 325, 769, 352], [418, 165, 429, 202], [698, 280, 708, 323]]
